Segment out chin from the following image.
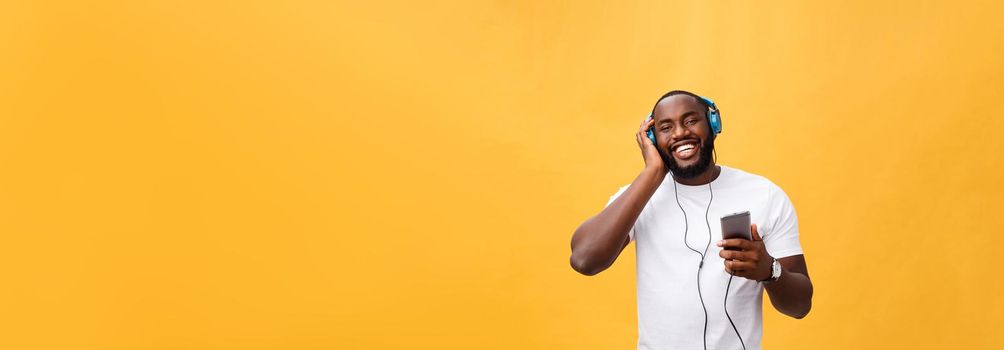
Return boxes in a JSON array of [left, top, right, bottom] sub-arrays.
[[674, 158, 700, 168], [666, 150, 713, 179]]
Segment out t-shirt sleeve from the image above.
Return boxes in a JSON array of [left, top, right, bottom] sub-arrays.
[[762, 185, 803, 259], [605, 185, 636, 242]]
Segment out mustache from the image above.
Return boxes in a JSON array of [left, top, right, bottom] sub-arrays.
[[659, 137, 715, 179]]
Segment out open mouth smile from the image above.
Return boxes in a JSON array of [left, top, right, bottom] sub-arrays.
[[671, 139, 700, 160]]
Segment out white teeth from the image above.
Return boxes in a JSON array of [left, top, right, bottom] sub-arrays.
[[676, 144, 695, 152]]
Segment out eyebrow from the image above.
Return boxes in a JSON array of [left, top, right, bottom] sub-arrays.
[[656, 110, 701, 124]]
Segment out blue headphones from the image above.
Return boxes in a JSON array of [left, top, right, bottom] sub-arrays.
[[646, 95, 722, 145]]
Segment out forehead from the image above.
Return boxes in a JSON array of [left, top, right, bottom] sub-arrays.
[[654, 94, 705, 121]]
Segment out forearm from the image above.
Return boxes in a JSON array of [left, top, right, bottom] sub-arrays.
[[570, 166, 666, 275], [764, 268, 813, 319]]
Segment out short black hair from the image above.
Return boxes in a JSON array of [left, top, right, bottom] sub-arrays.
[[649, 90, 710, 118]]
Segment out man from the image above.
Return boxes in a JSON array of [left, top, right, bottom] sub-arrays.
[[569, 91, 813, 350]]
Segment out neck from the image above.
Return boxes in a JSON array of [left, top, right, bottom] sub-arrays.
[[673, 164, 721, 186]]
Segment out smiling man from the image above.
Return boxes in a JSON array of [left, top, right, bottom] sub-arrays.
[[570, 91, 813, 350]]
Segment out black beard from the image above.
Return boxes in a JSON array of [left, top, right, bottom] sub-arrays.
[[659, 136, 715, 179]]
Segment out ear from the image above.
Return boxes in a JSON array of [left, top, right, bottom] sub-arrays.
[[751, 224, 762, 241]]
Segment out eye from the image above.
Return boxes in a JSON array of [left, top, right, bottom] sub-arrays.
[[685, 118, 698, 126]]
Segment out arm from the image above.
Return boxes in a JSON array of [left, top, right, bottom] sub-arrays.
[[764, 255, 813, 319], [718, 225, 813, 318], [569, 117, 667, 276], [570, 166, 665, 275]]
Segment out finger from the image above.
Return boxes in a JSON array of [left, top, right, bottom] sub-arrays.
[[725, 260, 754, 275], [751, 224, 762, 241], [717, 238, 753, 251], [638, 129, 655, 148], [724, 260, 735, 274], [730, 260, 757, 271], [719, 249, 749, 261], [640, 116, 655, 133], [727, 261, 757, 278], [639, 113, 654, 132]]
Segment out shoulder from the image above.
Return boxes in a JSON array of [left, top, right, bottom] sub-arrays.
[[605, 184, 632, 206], [720, 166, 794, 206], [721, 166, 782, 192], [610, 184, 631, 198]]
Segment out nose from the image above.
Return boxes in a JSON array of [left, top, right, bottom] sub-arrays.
[[669, 121, 691, 143]]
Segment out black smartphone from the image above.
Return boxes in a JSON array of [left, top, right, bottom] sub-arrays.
[[720, 211, 751, 251]]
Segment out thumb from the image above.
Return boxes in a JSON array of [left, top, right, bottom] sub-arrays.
[[751, 224, 762, 241]]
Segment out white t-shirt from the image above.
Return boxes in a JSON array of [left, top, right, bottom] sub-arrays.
[[605, 165, 803, 350]]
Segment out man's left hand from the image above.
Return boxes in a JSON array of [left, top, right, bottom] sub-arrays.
[[717, 224, 772, 281]]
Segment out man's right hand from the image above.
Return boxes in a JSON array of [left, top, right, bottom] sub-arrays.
[[636, 117, 667, 175]]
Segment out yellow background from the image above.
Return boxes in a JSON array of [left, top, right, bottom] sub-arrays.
[[1, 1, 1002, 349]]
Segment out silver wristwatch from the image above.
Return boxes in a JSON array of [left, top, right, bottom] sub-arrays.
[[762, 258, 782, 284]]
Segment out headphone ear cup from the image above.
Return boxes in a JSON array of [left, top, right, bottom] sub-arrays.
[[709, 110, 722, 134], [646, 113, 658, 145], [697, 96, 722, 135]]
